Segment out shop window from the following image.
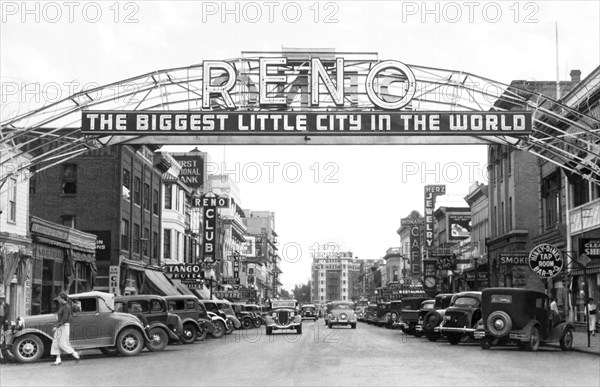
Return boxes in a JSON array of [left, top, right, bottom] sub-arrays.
[[133, 223, 140, 254], [62, 164, 77, 194], [69, 262, 89, 294], [165, 185, 172, 209], [121, 219, 130, 250], [133, 177, 141, 205], [8, 178, 16, 222]]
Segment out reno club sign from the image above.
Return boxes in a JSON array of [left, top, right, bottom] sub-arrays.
[[81, 57, 532, 137]]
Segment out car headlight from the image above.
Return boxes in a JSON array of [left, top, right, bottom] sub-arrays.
[[272, 312, 277, 318], [15, 317, 24, 330], [290, 312, 295, 317]]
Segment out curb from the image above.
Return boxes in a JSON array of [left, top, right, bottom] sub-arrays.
[[545, 343, 600, 356]]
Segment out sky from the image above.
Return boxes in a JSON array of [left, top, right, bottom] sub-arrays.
[[2, 0, 599, 292]]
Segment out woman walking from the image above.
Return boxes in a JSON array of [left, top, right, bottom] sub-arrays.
[[50, 292, 80, 365], [587, 298, 597, 336]]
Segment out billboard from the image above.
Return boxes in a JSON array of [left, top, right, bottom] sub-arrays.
[[172, 153, 206, 190], [448, 214, 472, 240]]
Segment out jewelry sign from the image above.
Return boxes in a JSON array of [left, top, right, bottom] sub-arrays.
[[424, 185, 446, 249], [528, 243, 563, 278]]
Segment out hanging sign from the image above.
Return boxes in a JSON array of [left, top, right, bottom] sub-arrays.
[[528, 243, 563, 278]]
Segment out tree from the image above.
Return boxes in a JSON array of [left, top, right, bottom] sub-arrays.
[[292, 282, 311, 303]]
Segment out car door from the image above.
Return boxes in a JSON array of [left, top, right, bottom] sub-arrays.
[[70, 297, 113, 348]]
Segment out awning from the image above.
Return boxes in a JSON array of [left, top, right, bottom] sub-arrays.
[[190, 286, 220, 300], [171, 278, 194, 295], [144, 269, 182, 296]]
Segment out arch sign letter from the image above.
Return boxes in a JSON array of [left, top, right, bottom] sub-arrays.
[[528, 243, 563, 278]]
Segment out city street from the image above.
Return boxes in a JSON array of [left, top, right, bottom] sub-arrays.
[[2, 320, 599, 387]]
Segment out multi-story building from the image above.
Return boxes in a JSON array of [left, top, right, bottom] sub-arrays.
[[0, 148, 32, 317], [243, 210, 280, 302], [354, 258, 383, 303], [311, 251, 361, 303], [28, 145, 171, 295], [461, 182, 490, 290], [397, 210, 425, 283], [433, 206, 471, 293]]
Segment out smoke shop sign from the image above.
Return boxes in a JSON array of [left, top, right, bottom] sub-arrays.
[[528, 244, 563, 278], [80, 58, 532, 137]]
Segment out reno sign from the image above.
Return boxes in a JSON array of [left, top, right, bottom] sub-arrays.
[[80, 56, 532, 138]]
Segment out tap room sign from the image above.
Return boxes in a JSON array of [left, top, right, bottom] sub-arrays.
[[80, 58, 532, 137]]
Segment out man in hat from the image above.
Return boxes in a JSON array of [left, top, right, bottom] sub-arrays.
[[0, 295, 9, 332], [50, 292, 80, 365]]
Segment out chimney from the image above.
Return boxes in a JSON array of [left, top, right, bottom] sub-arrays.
[[570, 69, 581, 82]]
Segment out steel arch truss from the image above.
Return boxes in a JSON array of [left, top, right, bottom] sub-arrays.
[[1, 52, 599, 187]]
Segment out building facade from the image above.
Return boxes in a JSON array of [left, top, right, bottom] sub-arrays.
[[311, 251, 361, 303]]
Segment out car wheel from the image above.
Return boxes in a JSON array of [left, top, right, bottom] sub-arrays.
[[100, 347, 119, 357], [266, 327, 273, 335], [252, 318, 262, 328], [225, 321, 235, 335], [296, 325, 302, 334], [181, 323, 198, 344], [197, 326, 208, 341], [241, 318, 253, 330], [13, 334, 44, 363], [526, 326, 541, 352], [116, 328, 144, 356], [413, 331, 424, 338], [560, 327, 573, 351], [448, 334, 462, 345], [426, 332, 441, 342], [480, 338, 492, 350], [210, 321, 225, 339], [146, 327, 169, 352], [487, 311, 512, 337]]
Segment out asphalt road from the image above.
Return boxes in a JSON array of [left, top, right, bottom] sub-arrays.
[[2, 319, 599, 387]]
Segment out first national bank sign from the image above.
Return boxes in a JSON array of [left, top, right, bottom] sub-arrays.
[[81, 58, 532, 136]]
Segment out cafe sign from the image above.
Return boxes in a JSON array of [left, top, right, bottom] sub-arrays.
[[528, 244, 563, 278]]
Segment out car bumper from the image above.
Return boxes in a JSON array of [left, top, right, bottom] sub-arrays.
[[436, 326, 477, 334], [329, 319, 356, 325], [393, 321, 408, 329], [268, 323, 301, 330]]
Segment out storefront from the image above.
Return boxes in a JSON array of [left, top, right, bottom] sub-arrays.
[[29, 216, 97, 315], [570, 225, 600, 326], [0, 234, 32, 319]]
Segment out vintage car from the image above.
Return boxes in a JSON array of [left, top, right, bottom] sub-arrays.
[[197, 300, 234, 337], [413, 299, 435, 337], [363, 305, 378, 324], [327, 301, 357, 329], [9, 291, 151, 363], [386, 301, 403, 328], [324, 302, 334, 325], [421, 293, 455, 341], [373, 302, 391, 327], [474, 288, 575, 351], [201, 299, 239, 333], [164, 295, 213, 344], [231, 302, 261, 329], [265, 299, 302, 335], [115, 295, 184, 351], [244, 304, 265, 326], [435, 291, 482, 345], [300, 304, 318, 320], [395, 297, 430, 336], [355, 306, 367, 322]]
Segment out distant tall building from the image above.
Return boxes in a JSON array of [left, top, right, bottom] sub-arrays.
[[311, 251, 361, 304]]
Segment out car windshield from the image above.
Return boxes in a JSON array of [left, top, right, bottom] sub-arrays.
[[334, 304, 351, 309], [271, 300, 296, 309], [453, 297, 480, 307]]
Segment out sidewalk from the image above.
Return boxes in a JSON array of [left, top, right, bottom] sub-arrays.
[[546, 326, 600, 356]]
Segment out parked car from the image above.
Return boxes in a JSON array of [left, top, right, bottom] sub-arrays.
[[230, 302, 260, 329], [373, 302, 391, 327], [115, 295, 183, 351], [435, 291, 482, 345], [363, 305, 378, 324], [327, 301, 357, 329], [9, 291, 151, 363], [355, 306, 367, 322], [197, 300, 233, 338], [421, 293, 455, 341], [324, 302, 334, 325], [414, 299, 435, 337], [386, 301, 403, 328], [474, 288, 575, 351], [164, 295, 207, 344], [244, 304, 265, 326], [300, 304, 318, 321], [201, 300, 239, 333], [395, 297, 430, 335], [265, 299, 302, 335]]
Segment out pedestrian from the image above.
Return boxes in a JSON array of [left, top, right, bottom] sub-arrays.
[[550, 297, 560, 326], [50, 292, 80, 366], [587, 298, 597, 336], [0, 296, 9, 333]]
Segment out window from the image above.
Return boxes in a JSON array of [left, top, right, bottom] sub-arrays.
[[248, 267, 255, 275], [164, 229, 171, 259], [542, 173, 561, 229], [133, 224, 140, 254], [8, 178, 16, 222], [500, 201, 505, 234], [143, 228, 149, 256], [61, 215, 75, 228], [143, 183, 150, 210], [121, 219, 129, 250], [507, 151, 512, 176], [153, 189, 159, 214], [572, 174, 590, 207], [29, 165, 36, 195], [175, 186, 181, 211], [62, 164, 77, 194], [165, 185, 172, 209], [175, 231, 181, 259], [508, 197, 513, 231], [133, 177, 141, 205]]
